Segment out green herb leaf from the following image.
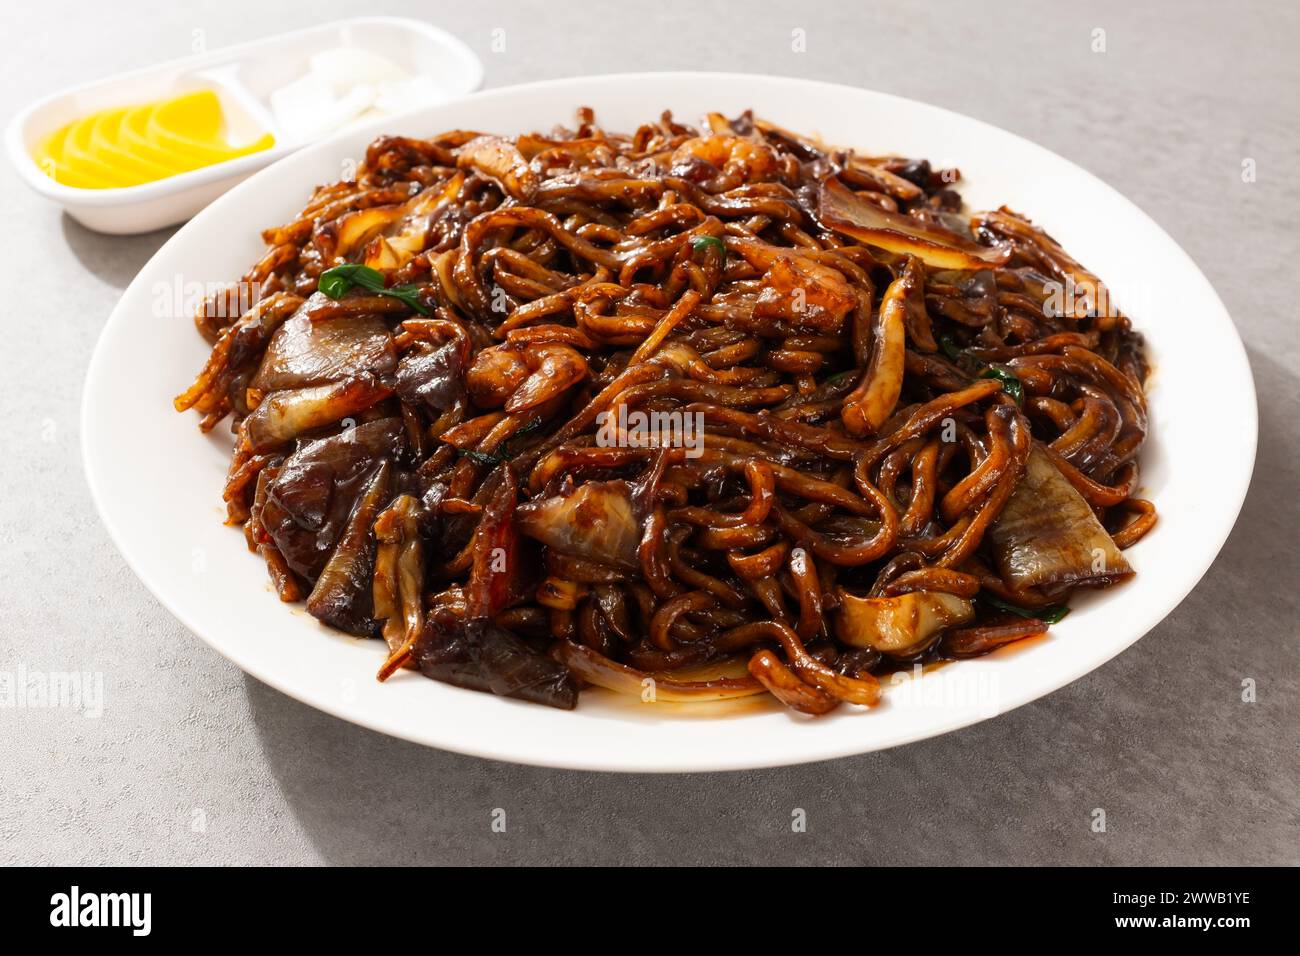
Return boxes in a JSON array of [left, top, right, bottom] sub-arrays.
[[319, 263, 386, 295], [460, 449, 503, 467], [457, 417, 547, 469], [690, 235, 727, 261], [983, 594, 1070, 624], [938, 333, 964, 362], [507, 416, 546, 446], [317, 267, 358, 300], [827, 369, 857, 385], [938, 333, 1021, 399], [317, 263, 430, 315], [978, 365, 1023, 404], [1039, 605, 1071, 625]]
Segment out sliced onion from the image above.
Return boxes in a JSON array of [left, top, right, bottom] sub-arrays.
[[835, 589, 974, 655], [819, 178, 1010, 270], [456, 135, 537, 201], [243, 377, 392, 452], [553, 641, 765, 701], [363, 173, 465, 271], [330, 204, 406, 260], [516, 480, 641, 568], [988, 446, 1133, 591]]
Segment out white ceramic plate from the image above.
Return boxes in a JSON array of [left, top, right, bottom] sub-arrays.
[[82, 73, 1256, 772]]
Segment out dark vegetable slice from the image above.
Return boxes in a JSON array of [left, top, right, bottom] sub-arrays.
[[416, 617, 578, 710], [988, 446, 1133, 592], [413, 472, 577, 710], [251, 298, 396, 392], [260, 418, 405, 582], [305, 462, 392, 636], [394, 338, 466, 414]]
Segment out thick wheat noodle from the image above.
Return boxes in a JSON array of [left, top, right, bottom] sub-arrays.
[[176, 109, 1158, 715]]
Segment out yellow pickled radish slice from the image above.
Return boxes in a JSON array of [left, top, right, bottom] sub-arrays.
[[36, 125, 113, 188], [89, 108, 183, 184], [121, 104, 216, 174], [146, 90, 274, 165], [60, 115, 137, 187], [119, 104, 187, 168], [34, 125, 72, 181], [31, 89, 274, 189]]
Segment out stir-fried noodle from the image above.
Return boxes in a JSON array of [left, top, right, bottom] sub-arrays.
[[176, 109, 1156, 714]]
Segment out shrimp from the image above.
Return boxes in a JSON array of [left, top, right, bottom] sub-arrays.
[[465, 345, 529, 408], [670, 134, 777, 191], [465, 343, 589, 412], [754, 255, 858, 333]]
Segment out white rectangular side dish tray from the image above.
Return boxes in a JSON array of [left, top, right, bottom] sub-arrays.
[[5, 17, 483, 234]]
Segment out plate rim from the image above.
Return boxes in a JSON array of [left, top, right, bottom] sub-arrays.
[[81, 71, 1259, 772]]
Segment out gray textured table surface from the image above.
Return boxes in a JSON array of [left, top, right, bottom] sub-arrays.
[[2, 0, 1297, 866]]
